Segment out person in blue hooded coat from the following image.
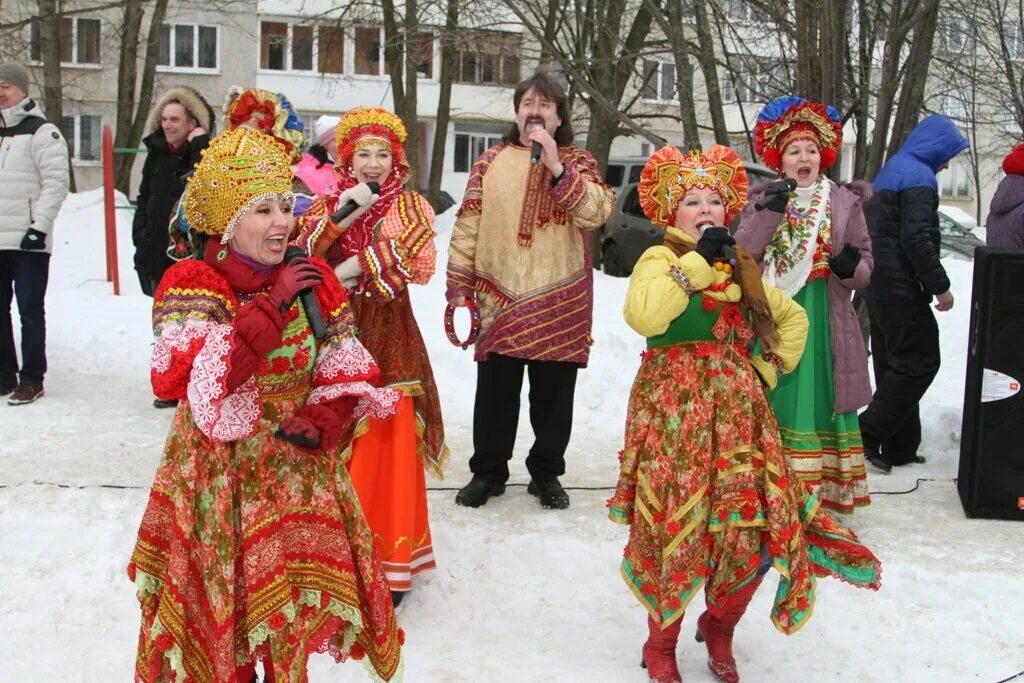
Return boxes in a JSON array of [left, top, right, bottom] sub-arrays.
[[860, 114, 968, 472]]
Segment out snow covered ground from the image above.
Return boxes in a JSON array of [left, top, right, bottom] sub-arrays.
[[1, 190, 1022, 682]]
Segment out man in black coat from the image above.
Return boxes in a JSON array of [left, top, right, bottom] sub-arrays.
[[860, 113, 968, 472], [132, 86, 214, 297]]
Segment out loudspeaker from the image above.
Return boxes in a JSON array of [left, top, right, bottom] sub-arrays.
[[958, 247, 1024, 520]]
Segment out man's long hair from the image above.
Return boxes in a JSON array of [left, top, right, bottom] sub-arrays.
[[502, 73, 575, 147]]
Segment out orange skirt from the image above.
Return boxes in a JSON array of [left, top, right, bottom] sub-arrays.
[[348, 395, 435, 592]]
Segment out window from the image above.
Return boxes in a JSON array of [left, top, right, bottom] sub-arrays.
[[354, 26, 382, 75], [260, 21, 288, 70], [319, 26, 344, 73], [454, 32, 521, 85], [938, 92, 968, 121], [936, 16, 974, 53], [722, 57, 793, 103], [623, 187, 646, 218], [415, 33, 434, 78], [1005, 25, 1024, 60], [453, 132, 504, 172], [30, 16, 101, 65], [723, 0, 756, 22], [939, 162, 971, 198], [642, 60, 676, 101], [157, 24, 218, 70], [60, 114, 100, 162], [605, 165, 625, 187], [292, 26, 314, 70]]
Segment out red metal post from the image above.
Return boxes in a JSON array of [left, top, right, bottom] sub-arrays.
[[101, 125, 120, 295]]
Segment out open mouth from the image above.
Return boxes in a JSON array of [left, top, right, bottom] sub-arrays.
[[696, 220, 716, 231], [796, 166, 813, 180], [525, 118, 545, 132], [361, 172, 382, 182], [265, 235, 287, 252]]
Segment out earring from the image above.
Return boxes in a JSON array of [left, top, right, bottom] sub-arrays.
[[217, 245, 229, 261]]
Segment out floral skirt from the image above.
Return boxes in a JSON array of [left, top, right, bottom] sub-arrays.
[[349, 395, 436, 592], [129, 402, 403, 682], [608, 341, 881, 632]]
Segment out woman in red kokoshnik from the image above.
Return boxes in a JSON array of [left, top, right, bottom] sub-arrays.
[[128, 128, 404, 682], [608, 145, 881, 683], [298, 107, 447, 606]]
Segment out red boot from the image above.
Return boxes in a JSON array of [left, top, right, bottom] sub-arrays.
[[694, 577, 763, 683], [641, 614, 683, 683]]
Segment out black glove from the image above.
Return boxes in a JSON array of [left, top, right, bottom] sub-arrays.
[[828, 243, 862, 279], [755, 179, 795, 213], [695, 227, 736, 266], [21, 228, 47, 251]]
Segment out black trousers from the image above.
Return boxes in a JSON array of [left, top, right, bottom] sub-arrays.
[[0, 251, 50, 386], [468, 353, 579, 484], [859, 301, 940, 464]]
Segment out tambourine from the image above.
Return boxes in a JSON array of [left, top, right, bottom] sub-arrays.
[[444, 300, 480, 350]]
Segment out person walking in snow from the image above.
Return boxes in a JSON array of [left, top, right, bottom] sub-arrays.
[[985, 141, 1024, 248], [860, 114, 968, 473], [734, 96, 874, 513], [128, 128, 403, 682], [609, 144, 881, 683], [446, 72, 615, 510], [0, 62, 69, 406]]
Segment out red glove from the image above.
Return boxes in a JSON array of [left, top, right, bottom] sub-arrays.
[[223, 297, 286, 393], [275, 395, 360, 451], [268, 256, 323, 314]]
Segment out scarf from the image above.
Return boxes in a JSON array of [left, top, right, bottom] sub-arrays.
[[763, 177, 831, 297], [329, 166, 406, 260], [663, 231, 781, 351]]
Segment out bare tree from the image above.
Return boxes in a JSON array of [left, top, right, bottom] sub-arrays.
[[427, 0, 459, 206]]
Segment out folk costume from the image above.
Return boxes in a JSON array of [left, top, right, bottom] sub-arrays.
[[609, 145, 881, 683], [129, 129, 404, 682], [299, 107, 447, 594], [735, 97, 874, 512], [445, 134, 615, 496]]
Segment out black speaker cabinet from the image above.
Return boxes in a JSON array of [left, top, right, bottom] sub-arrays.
[[958, 247, 1024, 520]]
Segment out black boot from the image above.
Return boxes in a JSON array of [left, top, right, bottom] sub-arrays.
[[527, 478, 570, 509], [153, 397, 179, 409], [455, 476, 506, 508], [862, 432, 892, 474], [391, 590, 405, 608]]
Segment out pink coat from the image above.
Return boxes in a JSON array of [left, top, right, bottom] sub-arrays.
[[294, 153, 338, 197], [735, 181, 874, 414]]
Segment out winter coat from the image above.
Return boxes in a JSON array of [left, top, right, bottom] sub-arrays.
[[0, 98, 69, 254], [985, 145, 1024, 248], [865, 114, 969, 305], [294, 152, 338, 198], [132, 87, 214, 295], [736, 180, 874, 414]]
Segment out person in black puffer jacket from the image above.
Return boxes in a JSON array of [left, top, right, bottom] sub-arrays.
[[860, 113, 968, 472], [132, 86, 214, 297]]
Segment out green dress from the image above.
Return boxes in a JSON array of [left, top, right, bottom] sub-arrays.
[[769, 266, 869, 513]]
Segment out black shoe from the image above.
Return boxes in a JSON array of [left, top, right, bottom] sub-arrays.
[[912, 455, 926, 464], [866, 452, 892, 474], [527, 478, 570, 509], [153, 398, 180, 409], [391, 590, 405, 608], [455, 476, 506, 508]]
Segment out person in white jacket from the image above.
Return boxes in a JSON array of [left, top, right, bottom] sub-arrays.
[[0, 63, 69, 405]]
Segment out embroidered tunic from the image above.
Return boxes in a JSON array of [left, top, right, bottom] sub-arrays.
[[609, 245, 881, 631], [446, 143, 615, 366], [129, 254, 404, 682]]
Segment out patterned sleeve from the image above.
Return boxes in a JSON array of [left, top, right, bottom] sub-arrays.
[[150, 260, 266, 442], [550, 147, 616, 230], [358, 191, 438, 304], [446, 144, 502, 300], [307, 259, 402, 421], [624, 248, 715, 338], [296, 194, 343, 258]]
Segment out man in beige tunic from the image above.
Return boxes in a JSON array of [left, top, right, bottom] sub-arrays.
[[446, 73, 615, 509]]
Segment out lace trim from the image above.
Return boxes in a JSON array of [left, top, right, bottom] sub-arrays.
[[187, 322, 261, 441]]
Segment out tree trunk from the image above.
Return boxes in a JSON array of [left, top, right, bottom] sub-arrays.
[[693, 0, 730, 145], [36, 0, 70, 189], [853, 0, 872, 179], [427, 0, 458, 207], [113, 0, 142, 193], [795, 0, 821, 99], [886, 2, 938, 158], [403, 0, 420, 188], [646, 0, 699, 149]]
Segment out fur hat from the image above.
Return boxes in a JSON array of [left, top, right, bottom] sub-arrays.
[[145, 86, 215, 135], [183, 128, 294, 243], [638, 145, 749, 227]]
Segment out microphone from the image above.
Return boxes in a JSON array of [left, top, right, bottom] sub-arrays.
[[754, 178, 797, 210], [330, 181, 381, 224], [531, 141, 542, 165], [283, 246, 328, 341], [700, 225, 737, 266]]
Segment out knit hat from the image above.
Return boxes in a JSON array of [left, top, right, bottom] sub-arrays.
[[638, 145, 749, 227], [753, 96, 843, 173], [223, 87, 307, 162], [314, 115, 341, 147], [0, 63, 30, 96], [1003, 143, 1024, 176], [183, 128, 294, 243]]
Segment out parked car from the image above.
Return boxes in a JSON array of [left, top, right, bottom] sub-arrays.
[[600, 161, 776, 276], [937, 206, 985, 259]]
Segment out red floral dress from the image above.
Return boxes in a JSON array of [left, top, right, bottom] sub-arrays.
[[129, 250, 404, 682], [609, 284, 881, 633]]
